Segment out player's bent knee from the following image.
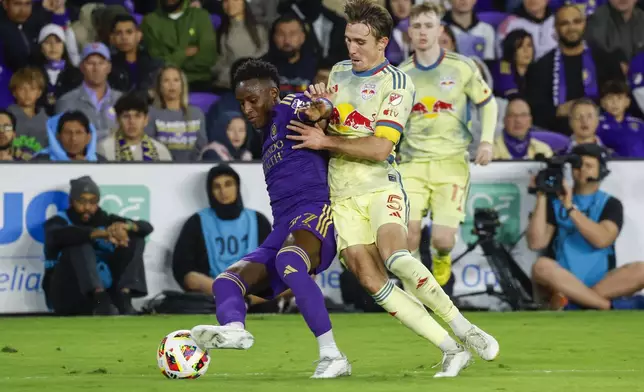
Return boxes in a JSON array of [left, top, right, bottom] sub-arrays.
[[431, 227, 457, 252], [224, 260, 268, 288], [376, 223, 408, 260], [342, 247, 388, 294], [289, 230, 322, 269], [628, 261, 644, 284], [531, 257, 557, 284], [407, 220, 422, 250], [276, 245, 313, 273]]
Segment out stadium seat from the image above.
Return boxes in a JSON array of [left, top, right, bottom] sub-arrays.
[[210, 14, 221, 29], [477, 11, 509, 29], [133, 13, 143, 24], [531, 130, 570, 153], [189, 92, 220, 113]]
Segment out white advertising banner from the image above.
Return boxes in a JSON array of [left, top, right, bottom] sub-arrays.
[[1, 161, 642, 313]]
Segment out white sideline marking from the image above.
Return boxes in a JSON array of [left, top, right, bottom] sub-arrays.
[[3, 369, 641, 381]]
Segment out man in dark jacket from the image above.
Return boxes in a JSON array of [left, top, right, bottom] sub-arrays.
[[172, 164, 271, 295], [109, 14, 163, 98], [43, 176, 153, 316], [0, 0, 71, 72]]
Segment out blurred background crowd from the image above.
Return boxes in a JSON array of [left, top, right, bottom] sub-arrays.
[[1, 0, 644, 163]]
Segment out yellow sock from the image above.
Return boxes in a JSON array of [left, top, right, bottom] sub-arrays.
[[385, 249, 460, 323], [430, 247, 452, 286], [372, 280, 450, 347]]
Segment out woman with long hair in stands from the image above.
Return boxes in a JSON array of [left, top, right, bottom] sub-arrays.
[[492, 29, 535, 99], [212, 0, 268, 89], [146, 65, 208, 162]]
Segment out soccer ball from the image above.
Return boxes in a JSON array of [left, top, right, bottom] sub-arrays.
[[157, 330, 211, 379]]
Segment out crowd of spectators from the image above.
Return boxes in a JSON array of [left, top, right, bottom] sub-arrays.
[[2, 0, 644, 162]]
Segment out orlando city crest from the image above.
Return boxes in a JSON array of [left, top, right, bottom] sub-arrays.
[[271, 124, 278, 141]]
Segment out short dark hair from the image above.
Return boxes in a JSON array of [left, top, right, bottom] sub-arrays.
[[115, 93, 149, 116], [555, 3, 584, 24], [345, 0, 393, 41], [0, 109, 17, 129], [233, 59, 281, 89], [600, 79, 630, 99], [111, 14, 138, 32], [57, 111, 91, 134], [272, 13, 306, 35], [570, 97, 599, 116], [229, 57, 254, 87]]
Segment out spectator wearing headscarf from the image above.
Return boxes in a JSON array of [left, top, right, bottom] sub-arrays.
[[202, 111, 253, 161]]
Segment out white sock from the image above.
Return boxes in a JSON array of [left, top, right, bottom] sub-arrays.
[[317, 330, 341, 359], [447, 313, 473, 338], [225, 322, 245, 329], [438, 335, 461, 352]]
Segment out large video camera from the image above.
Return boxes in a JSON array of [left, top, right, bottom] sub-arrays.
[[473, 208, 500, 238], [529, 153, 581, 195]]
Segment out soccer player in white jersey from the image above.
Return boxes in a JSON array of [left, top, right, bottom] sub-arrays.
[[287, 0, 499, 378], [397, 3, 497, 287]]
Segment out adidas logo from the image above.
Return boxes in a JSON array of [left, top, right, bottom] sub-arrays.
[[283, 265, 298, 277]]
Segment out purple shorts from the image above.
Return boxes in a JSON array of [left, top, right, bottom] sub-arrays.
[[242, 202, 336, 298]]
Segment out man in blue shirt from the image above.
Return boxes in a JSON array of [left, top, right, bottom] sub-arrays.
[[527, 143, 644, 310]]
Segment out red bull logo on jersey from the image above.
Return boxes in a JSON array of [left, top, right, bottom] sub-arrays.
[[411, 97, 455, 119], [330, 103, 376, 133], [360, 83, 377, 100], [439, 76, 457, 91]]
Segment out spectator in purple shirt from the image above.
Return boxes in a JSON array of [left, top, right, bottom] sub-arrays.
[[597, 79, 644, 157]]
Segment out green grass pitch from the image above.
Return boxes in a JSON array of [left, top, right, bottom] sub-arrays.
[[1, 312, 643, 392]]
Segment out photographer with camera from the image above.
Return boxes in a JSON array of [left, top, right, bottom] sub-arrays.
[[527, 143, 644, 310]]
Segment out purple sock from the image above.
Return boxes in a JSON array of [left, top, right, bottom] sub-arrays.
[[213, 272, 248, 326], [275, 246, 332, 337]]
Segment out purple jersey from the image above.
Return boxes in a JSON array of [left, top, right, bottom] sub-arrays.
[[261, 93, 330, 223]]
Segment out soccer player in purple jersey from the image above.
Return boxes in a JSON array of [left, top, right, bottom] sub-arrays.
[[191, 59, 351, 379]]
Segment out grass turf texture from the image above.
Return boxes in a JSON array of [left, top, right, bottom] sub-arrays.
[[1, 312, 643, 392]]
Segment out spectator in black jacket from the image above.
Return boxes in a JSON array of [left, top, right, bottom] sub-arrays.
[[172, 164, 271, 296], [43, 176, 152, 316], [278, 0, 348, 64], [34, 24, 83, 116], [108, 14, 163, 99], [0, 0, 75, 73], [261, 14, 317, 96]]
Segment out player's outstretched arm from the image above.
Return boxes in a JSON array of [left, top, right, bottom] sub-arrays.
[[286, 120, 394, 161]]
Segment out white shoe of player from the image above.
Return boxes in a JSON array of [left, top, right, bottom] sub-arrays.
[[460, 325, 499, 361], [190, 325, 254, 350], [310, 354, 352, 379], [433, 347, 472, 378]]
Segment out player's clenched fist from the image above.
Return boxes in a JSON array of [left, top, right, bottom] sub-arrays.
[[475, 142, 493, 166]]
